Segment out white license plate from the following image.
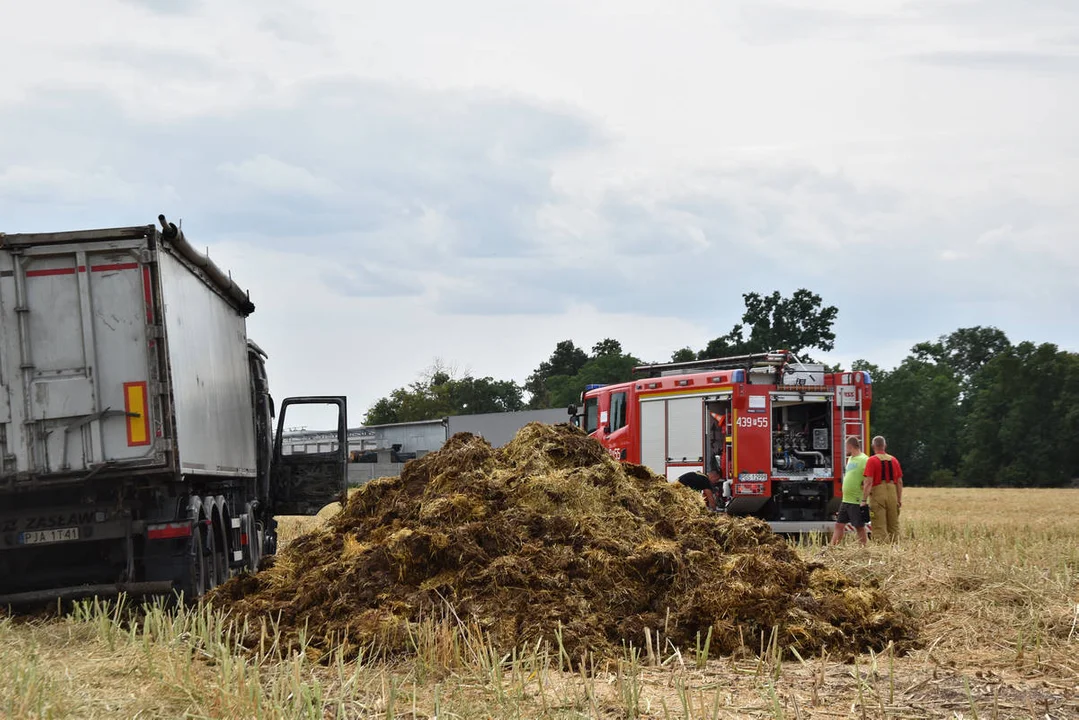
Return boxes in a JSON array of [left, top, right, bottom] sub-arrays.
[[19, 527, 80, 545]]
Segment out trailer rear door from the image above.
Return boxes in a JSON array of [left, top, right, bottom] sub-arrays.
[[0, 232, 162, 479]]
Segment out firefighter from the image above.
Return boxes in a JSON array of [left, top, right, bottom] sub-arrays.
[[831, 436, 871, 546], [676, 470, 722, 511], [708, 411, 733, 507], [863, 436, 904, 543]]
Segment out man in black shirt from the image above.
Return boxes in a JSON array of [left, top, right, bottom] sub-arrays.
[[677, 470, 722, 511]]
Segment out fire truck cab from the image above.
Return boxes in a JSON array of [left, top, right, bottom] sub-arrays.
[[574, 351, 872, 534]]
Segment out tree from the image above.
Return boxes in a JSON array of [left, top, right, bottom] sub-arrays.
[[959, 343, 1079, 487], [364, 365, 524, 425], [546, 350, 642, 408], [525, 341, 589, 409], [851, 359, 884, 379], [526, 340, 641, 409], [698, 289, 838, 360], [671, 347, 697, 363], [592, 338, 623, 357], [364, 397, 401, 426], [854, 333, 1077, 488], [913, 326, 1011, 399], [866, 356, 961, 485]]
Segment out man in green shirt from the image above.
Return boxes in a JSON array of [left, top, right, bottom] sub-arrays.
[[831, 436, 871, 546]]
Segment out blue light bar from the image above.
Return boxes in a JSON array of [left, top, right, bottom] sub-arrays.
[[584, 383, 607, 391], [731, 369, 745, 382]]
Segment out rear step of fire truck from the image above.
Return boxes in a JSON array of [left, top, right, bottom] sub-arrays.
[[766, 520, 837, 535]]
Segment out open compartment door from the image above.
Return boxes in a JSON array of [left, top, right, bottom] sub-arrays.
[[270, 396, 348, 516]]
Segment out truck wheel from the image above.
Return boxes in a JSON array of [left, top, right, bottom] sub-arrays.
[[207, 522, 228, 589], [263, 522, 278, 559], [245, 514, 261, 572], [178, 527, 208, 602]]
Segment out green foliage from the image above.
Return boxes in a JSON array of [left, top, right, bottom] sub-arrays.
[[528, 339, 641, 409], [671, 347, 697, 363], [866, 328, 1078, 487], [363, 366, 524, 425], [866, 356, 962, 484], [958, 343, 1079, 487], [913, 326, 1011, 384], [927, 468, 959, 487], [698, 289, 838, 359], [525, 341, 589, 409]]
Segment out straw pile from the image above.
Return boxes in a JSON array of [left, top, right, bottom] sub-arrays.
[[210, 423, 915, 661]]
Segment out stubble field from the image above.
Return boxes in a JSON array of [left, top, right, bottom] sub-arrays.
[[2, 487, 1077, 719]]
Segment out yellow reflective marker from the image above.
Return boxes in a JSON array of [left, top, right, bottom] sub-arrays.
[[124, 382, 150, 447]]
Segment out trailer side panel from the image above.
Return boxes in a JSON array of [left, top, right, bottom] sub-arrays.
[[158, 248, 256, 478]]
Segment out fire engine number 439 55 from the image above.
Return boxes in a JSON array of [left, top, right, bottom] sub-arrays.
[[736, 416, 769, 429]]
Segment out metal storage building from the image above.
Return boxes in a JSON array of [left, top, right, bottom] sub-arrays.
[[281, 408, 572, 485]]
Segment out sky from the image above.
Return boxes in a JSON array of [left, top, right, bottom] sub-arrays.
[[2, 0, 1077, 427]]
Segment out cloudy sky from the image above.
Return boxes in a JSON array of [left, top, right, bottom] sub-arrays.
[[2, 0, 1076, 426]]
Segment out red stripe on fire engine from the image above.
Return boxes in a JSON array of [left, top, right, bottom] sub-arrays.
[[639, 385, 735, 400]]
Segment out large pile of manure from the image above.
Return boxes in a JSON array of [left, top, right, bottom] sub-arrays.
[[210, 424, 915, 661]]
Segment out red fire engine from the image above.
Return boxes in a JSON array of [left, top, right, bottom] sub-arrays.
[[573, 351, 872, 534]]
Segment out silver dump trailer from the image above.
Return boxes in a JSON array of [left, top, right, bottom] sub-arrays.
[[0, 216, 348, 604]]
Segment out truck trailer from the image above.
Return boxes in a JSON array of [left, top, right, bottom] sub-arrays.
[[0, 216, 347, 604], [574, 351, 872, 534]]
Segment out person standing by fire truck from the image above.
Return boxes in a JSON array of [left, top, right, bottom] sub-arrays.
[[832, 436, 871, 546], [864, 436, 904, 543]]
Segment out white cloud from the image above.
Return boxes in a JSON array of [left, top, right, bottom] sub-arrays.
[[207, 241, 711, 423], [0, 165, 140, 202], [217, 155, 340, 197], [976, 224, 1015, 246], [0, 0, 1076, 420]]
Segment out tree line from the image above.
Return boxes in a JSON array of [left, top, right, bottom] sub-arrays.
[[855, 328, 1079, 487], [363, 290, 1078, 487]]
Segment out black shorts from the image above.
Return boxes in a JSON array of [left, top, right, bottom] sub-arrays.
[[677, 472, 713, 492], [836, 502, 868, 528]]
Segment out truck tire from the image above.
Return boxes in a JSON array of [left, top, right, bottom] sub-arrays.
[[263, 519, 278, 560], [178, 527, 209, 602], [207, 520, 228, 589], [244, 512, 261, 572]]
